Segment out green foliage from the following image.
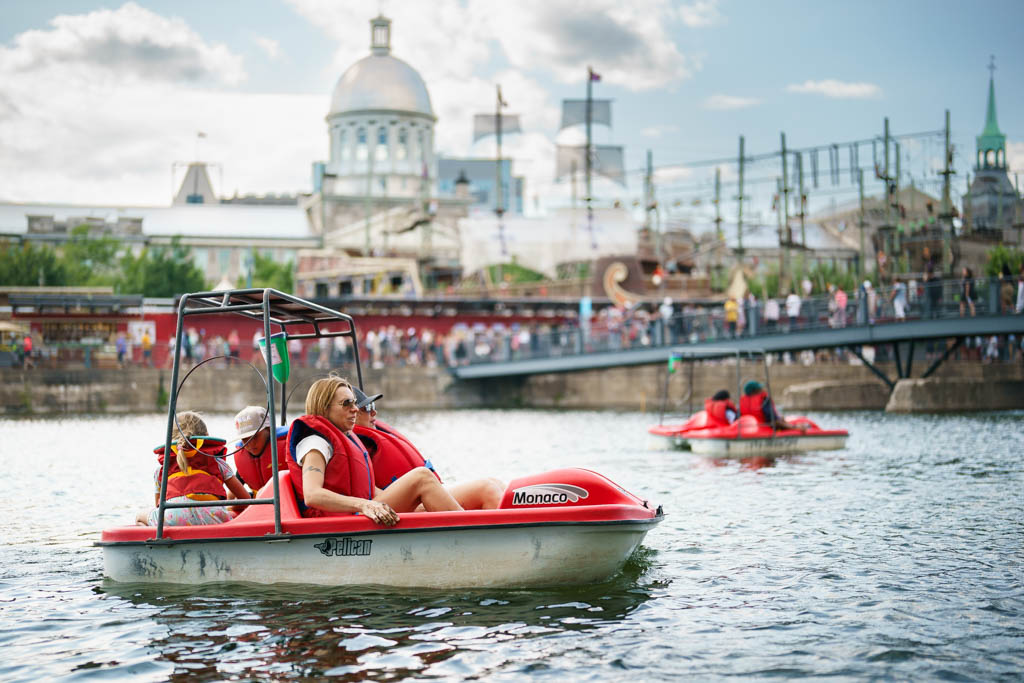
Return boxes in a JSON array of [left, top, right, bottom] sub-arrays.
[[984, 245, 1024, 277], [61, 225, 121, 286], [0, 240, 66, 286], [236, 251, 294, 292], [116, 238, 207, 297], [487, 262, 545, 284]]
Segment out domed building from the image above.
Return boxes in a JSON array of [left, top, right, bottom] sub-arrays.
[[301, 15, 466, 297], [320, 16, 436, 200]]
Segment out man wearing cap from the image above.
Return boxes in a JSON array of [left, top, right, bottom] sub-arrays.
[[351, 387, 505, 509], [738, 380, 807, 432], [232, 405, 290, 494]]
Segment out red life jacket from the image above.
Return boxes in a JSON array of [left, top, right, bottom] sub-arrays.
[[354, 424, 441, 489], [739, 391, 769, 424], [234, 427, 290, 492], [287, 415, 375, 517], [154, 437, 228, 501], [704, 398, 738, 426]]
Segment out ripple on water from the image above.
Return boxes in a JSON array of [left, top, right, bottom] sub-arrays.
[[0, 410, 1022, 680]]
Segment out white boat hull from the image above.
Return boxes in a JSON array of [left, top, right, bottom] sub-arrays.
[[688, 434, 848, 456], [102, 521, 656, 588]]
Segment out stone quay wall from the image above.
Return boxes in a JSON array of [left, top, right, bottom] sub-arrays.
[[1, 361, 1020, 416]]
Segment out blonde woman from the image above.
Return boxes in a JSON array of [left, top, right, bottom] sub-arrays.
[[288, 375, 462, 525], [136, 411, 249, 526]]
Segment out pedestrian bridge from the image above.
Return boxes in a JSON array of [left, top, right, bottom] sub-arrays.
[[450, 314, 1024, 390]]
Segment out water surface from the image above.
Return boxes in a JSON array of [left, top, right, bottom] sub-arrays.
[[1, 409, 1021, 680]]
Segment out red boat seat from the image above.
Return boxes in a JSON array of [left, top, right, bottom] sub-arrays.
[[232, 470, 301, 523], [736, 414, 761, 436]]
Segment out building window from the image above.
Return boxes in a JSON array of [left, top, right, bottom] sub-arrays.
[[417, 130, 425, 162], [397, 129, 408, 160], [218, 249, 231, 275], [339, 129, 349, 160], [315, 282, 329, 298], [356, 127, 367, 161], [375, 126, 389, 162]]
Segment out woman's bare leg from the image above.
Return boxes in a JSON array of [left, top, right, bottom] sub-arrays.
[[445, 478, 506, 510], [375, 467, 463, 512]]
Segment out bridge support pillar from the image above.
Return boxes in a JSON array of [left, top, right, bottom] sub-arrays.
[[848, 345, 894, 391]]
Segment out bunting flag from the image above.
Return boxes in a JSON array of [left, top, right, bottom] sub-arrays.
[[555, 144, 626, 186], [560, 99, 613, 130], [472, 113, 522, 143]]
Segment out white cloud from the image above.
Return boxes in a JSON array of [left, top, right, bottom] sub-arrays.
[[641, 124, 679, 137], [289, 0, 698, 92], [254, 36, 281, 60], [0, 4, 326, 204], [0, 2, 245, 86], [677, 0, 722, 27], [786, 79, 881, 99], [703, 94, 760, 110], [1007, 141, 1024, 172], [653, 165, 694, 184]]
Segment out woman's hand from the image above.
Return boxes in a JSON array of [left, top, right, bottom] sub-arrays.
[[360, 500, 399, 527]]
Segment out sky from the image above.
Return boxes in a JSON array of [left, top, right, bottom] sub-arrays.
[[1, 0, 1022, 225]]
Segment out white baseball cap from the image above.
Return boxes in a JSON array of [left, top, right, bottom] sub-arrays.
[[234, 405, 268, 440]]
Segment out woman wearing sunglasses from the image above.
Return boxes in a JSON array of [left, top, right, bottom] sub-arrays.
[[288, 375, 462, 526], [136, 411, 249, 526]]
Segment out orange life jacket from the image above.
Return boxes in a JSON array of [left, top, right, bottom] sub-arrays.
[[287, 415, 375, 516], [154, 437, 228, 501], [704, 397, 738, 426], [354, 423, 441, 489], [234, 426, 290, 492]]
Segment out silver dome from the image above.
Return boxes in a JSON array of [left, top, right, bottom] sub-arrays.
[[329, 54, 434, 119]]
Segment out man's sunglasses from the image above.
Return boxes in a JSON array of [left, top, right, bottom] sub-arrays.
[[360, 402, 376, 413]]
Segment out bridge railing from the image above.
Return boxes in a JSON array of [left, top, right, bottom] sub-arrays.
[[459, 276, 1019, 365]]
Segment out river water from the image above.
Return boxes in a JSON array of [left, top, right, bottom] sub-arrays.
[[1, 409, 1021, 681]]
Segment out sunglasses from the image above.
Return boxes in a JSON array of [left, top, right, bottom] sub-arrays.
[[360, 402, 376, 413], [337, 398, 358, 408]]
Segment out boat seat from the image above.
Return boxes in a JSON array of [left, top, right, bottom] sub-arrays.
[[230, 470, 301, 523]]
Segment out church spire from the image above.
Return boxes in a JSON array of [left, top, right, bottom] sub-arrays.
[[976, 56, 1006, 170]]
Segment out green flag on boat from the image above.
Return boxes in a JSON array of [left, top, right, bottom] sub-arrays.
[[667, 354, 681, 374]]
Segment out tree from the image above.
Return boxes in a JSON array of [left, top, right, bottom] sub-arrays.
[[985, 245, 1024, 277], [235, 250, 294, 292], [116, 238, 207, 297], [0, 240, 67, 286], [60, 224, 121, 286]]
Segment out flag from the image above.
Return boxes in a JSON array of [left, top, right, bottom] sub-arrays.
[[589, 68, 601, 82], [667, 355, 681, 373]]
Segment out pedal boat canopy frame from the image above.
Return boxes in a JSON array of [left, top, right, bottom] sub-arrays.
[[658, 346, 781, 435], [154, 288, 362, 541]]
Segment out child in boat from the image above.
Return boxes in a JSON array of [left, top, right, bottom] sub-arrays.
[[136, 411, 249, 526]]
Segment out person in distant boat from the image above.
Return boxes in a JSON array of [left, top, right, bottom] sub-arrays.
[[232, 405, 290, 495], [739, 381, 807, 432], [351, 387, 505, 510], [289, 375, 463, 525], [136, 411, 249, 526], [704, 389, 738, 425]]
